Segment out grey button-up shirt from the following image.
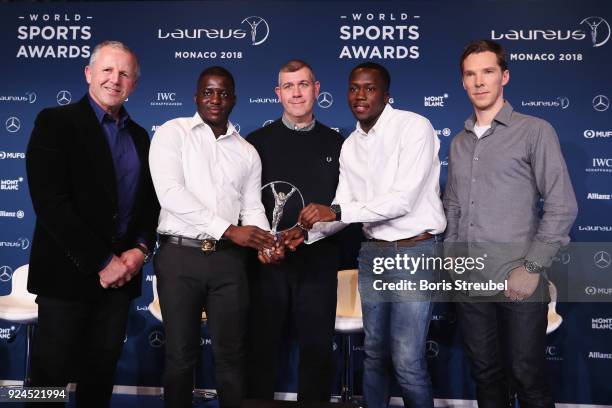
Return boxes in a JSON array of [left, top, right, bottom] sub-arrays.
[[443, 101, 578, 293]]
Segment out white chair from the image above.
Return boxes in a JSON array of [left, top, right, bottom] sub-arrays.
[[148, 276, 216, 401], [546, 281, 562, 334], [335, 269, 363, 402], [0, 264, 38, 386]]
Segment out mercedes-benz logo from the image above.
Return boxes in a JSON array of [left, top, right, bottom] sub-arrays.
[[148, 330, 165, 348], [5, 117, 21, 133], [17, 237, 30, 250], [593, 95, 610, 112], [580, 17, 611, 48], [233, 123, 241, 133], [56, 90, 72, 106], [594, 250, 611, 269], [425, 340, 439, 358], [317, 92, 333, 109], [0, 266, 13, 283], [241, 16, 270, 46], [262, 119, 274, 127]]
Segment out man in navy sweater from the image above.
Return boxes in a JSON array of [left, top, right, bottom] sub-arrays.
[[245, 60, 344, 402]]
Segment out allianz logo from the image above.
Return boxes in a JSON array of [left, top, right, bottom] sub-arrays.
[[588, 351, 612, 359], [587, 193, 611, 200], [0, 210, 25, 219]]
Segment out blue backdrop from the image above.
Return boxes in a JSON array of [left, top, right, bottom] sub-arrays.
[[1, 0, 611, 404]]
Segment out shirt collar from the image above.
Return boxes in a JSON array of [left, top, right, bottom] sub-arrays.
[[88, 94, 129, 128], [190, 112, 237, 139], [355, 103, 394, 136], [281, 114, 315, 131], [464, 100, 514, 132]]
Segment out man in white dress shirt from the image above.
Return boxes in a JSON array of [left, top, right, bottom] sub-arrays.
[[149, 66, 275, 408], [299, 62, 446, 408]]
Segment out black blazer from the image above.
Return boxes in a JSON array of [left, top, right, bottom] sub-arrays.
[[26, 95, 159, 301]]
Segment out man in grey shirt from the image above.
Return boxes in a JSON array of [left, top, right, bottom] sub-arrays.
[[443, 40, 577, 407]]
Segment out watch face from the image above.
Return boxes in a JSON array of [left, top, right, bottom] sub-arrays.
[[525, 261, 541, 273]]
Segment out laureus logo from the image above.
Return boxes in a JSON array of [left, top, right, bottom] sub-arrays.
[[241, 16, 270, 46], [580, 17, 611, 47]]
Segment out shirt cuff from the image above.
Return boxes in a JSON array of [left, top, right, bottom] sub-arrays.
[[135, 236, 147, 248], [525, 240, 561, 268], [208, 216, 233, 241], [337, 202, 362, 224]]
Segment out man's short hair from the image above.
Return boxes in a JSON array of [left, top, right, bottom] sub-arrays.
[[460, 40, 508, 74], [349, 62, 391, 92], [278, 59, 316, 85], [197, 66, 236, 94], [89, 40, 140, 79]]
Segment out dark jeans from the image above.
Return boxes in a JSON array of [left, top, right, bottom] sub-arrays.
[[28, 290, 131, 408], [154, 242, 249, 408], [457, 278, 554, 408], [246, 240, 338, 402]]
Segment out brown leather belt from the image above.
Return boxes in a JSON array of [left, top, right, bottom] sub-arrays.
[[367, 232, 433, 246], [160, 235, 235, 253]]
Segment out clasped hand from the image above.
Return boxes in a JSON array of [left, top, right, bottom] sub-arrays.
[[98, 248, 146, 289], [297, 203, 336, 230]]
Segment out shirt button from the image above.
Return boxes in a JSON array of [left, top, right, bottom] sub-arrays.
[[471, 201, 474, 205], [470, 223, 474, 227], [472, 178, 476, 182]]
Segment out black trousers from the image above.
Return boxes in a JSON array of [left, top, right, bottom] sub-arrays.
[[456, 277, 555, 408], [28, 290, 131, 408], [246, 240, 339, 402], [154, 242, 249, 408]]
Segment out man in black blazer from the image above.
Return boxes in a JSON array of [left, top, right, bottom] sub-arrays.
[[25, 41, 158, 407]]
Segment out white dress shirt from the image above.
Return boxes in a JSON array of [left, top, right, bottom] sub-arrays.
[[335, 104, 446, 240], [149, 112, 269, 240]]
